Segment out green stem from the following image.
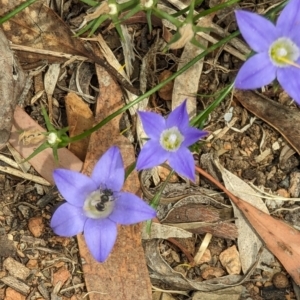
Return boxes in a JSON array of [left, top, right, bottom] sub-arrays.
[[68, 30, 240, 143], [150, 169, 175, 209], [193, 0, 240, 22], [146, 168, 175, 234], [171, 0, 204, 18], [0, 0, 39, 25], [190, 83, 234, 128], [79, 0, 99, 6], [152, 7, 182, 28]]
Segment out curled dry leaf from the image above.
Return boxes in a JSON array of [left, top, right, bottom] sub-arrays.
[[145, 240, 243, 291]]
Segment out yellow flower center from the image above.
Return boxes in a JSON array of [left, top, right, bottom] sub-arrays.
[[160, 127, 184, 151], [269, 37, 300, 67]]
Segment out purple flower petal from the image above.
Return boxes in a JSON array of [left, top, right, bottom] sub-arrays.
[[168, 147, 195, 181], [288, 28, 300, 46], [277, 66, 300, 105], [53, 169, 97, 207], [166, 100, 189, 128], [235, 10, 278, 52], [84, 218, 117, 262], [138, 111, 166, 139], [234, 52, 276, 89], [181, 127, 208, 147], [50, 203, 86, 236], [109, 192, 156, 224], [91, 146, 124, 191], [277, 0, 300, 36], [136, 140, 169, 170]]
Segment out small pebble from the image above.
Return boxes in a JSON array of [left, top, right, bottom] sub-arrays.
[[272, 272, 289, 289], [28, 217, 44, 237]]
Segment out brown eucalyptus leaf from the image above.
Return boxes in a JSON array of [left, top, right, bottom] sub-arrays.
[[234, 90, 300, 154], [76, 56, 152, 300], [196, 165, 300, 286], [227, 190, 300, 286], [0, 1, 140, 95], [0, 0, 90, 63], [0, 29, 25, 149], [65, 93, 94, 161]]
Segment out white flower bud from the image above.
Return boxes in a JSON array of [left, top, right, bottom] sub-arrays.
[[47, 132, 58, 145], [108, 3, 118, 15]]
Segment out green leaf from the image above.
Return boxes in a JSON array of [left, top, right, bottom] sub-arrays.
[[0, 0, 39, 25]]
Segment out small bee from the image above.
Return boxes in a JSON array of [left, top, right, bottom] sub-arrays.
[[95, 188, 114, 212]]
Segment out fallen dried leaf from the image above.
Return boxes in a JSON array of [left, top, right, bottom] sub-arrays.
[[196, 165, 300, 285], [214, 160, 274, 273], [158, 70, 174, 101], [65, 93, 94, 161], [76, 51, 152, 299], [0, 0, 90, 63], [0, 1, 139, 94], [234, 90, 300, 155]]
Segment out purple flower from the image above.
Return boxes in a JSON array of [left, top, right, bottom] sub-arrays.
[[234, 0, 300, 105], [136, 100, 207, 181], [50, 146, 156, 262]]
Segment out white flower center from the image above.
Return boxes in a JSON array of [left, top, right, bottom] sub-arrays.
[[108, 3, 117, 15], [160, 127, 184, 151], [47, 132, 58, 145], [83, 187, 116, 219], [269, 37, 300, 67], [141, 0, 153, 8]]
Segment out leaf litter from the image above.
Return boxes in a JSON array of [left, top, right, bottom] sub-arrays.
[[0, 0, 299, 300]]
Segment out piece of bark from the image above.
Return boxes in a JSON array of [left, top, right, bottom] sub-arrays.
[[190, 223, 238, 240], [3, 258, 30, 281], [0, 276, 30, 295], [76, 62, 152, 299], [163, 204, 230, 223], [0, 29, 25, 149]]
